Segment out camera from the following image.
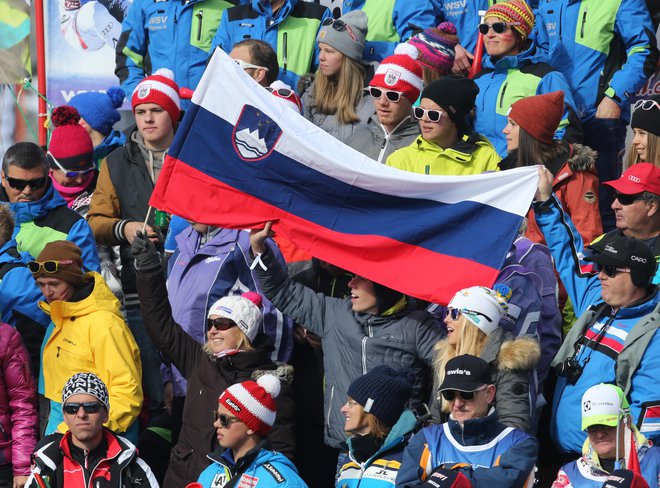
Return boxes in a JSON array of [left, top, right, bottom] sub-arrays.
[[556, 357, 583, 385]]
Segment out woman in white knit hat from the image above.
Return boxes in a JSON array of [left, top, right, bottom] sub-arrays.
[[433, 284, 540, 433]]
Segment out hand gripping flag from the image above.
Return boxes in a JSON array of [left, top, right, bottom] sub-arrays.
[[151, 48, 540, 305]]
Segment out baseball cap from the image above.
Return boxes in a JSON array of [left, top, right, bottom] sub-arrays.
[[586, 235, 655, 287], [603, 163, 660, 196], [581, 383, 630, 431], [439, 355, 492, 393]]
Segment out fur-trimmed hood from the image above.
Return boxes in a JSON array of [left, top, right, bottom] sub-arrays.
[[252, 362, 295, 385], [566, 143, 597, 172], [496, 336, 541, 372]]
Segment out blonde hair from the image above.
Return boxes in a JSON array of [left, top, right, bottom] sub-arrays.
[[349, 403, 392, 442], [203, 328, 254, 355], [434, 316, 488, 413], [313, 55, 366, 125], [626, 131, 660, 169]]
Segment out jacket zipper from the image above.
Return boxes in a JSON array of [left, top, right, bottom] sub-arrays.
[[326, 385, 334, 429], [196, 10, 204, 41], [499, 82, 508, 109], [580, 7, 587, 38], [361, 324, 373, 375], [558, 4, 563, 41], [282, 32, 288, 73]]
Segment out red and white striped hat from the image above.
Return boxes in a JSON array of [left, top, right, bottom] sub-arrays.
[[131, 68, 181, 123], [219, 374, 281, 437], [370, 43, 423, 103]]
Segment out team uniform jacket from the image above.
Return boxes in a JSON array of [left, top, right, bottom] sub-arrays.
[[0, 182, 99, 271], [474, 43, 580, 157], [435, 0, 491, 56], [345, 114, 420, 164], [534, 0, 657, 122], [26, 430, 159, 488], [197, 442, 307, 488], [534, 195, 660, 452], [341, 0, 440, 62], [337, 410, 417, 488], [210, 0, 331, 90], [386, 134, 501, 176], [254, 247, 444, 450], [39, 272, 142, 437], [116, 0, 243, 99], [395, 410, 538, 487], [0, 322, 37, 478]]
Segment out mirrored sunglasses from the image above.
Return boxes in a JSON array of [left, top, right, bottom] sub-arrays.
[[413, 107, 444, 123], [63, 402, 104, 415], [368, 87, 402, 103], [48, 152, 95, 179]]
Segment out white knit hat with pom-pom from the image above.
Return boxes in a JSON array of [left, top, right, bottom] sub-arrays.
[[218, 373, 281, 436], [131, 68, 181, 123]]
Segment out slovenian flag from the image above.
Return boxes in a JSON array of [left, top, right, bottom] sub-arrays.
[[150, 49, 539, 305]]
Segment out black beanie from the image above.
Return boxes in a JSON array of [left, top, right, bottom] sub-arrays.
[[347, 366, 414, 426], [421, 75, 479, 130], [631, 94, 660, 136]]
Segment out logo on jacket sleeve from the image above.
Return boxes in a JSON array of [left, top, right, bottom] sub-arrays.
[[232, 105, 283, 161]]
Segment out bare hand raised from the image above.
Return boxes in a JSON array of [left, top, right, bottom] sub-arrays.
[[249, 221, 275, 254]]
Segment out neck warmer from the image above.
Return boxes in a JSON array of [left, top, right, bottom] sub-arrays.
[[51, 171, 96, 207]]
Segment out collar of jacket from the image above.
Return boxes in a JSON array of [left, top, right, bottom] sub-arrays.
[[368, 114, 419, 139], [483, 42, 537, 72], [209, 437, 271, 471], [414, 133, 489, 161], [447, 409, 506, 444], [3, 180, 67, 224], [177, 227, 242, 257], [347, 409, 418, 464], [252, 0, 294, 22]]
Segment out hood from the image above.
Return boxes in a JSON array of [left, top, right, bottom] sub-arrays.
[[367, 114, 420, 139], [566, 143, 597, 172], [496, 336, 541, 371], [0, 240, 31, 264], [39, 271, 123, 320], [2, 181, 67, 224], [176, 226, 242, 257], [251, 0, 295, 20], [130, 130, 167, 183], [95, 130, 127, 162], [482, 42, 539, 71], [252, 362, 295, 386]]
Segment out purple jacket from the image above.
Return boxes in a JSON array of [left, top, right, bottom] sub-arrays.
[[0, 322, 38, 475], [164, 226, 293, 397]]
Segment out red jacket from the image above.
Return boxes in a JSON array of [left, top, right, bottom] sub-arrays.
[[0, 322, 38, 476], [526, 144, 602, 247]]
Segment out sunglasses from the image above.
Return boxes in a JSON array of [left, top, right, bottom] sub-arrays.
[[48, 152, 95, 179], [266, 86, 295, 98], [63, 402, 104, 415], [446, 308, 493, 322], [414, 107, 444, 123], [614, 192, 646, 206], [214, 411, 241, 428], [596, 264, 631, 278], [207, 317, 237, 332], [27, 259, 75, 274], [632, 99, 660, 111], [586, 424, 616, 434], [440, 386, 487, 402], [233, 58, 269, 71], [5, 176, 48, 191], [478, 21, 521, 35], [368, 86, 403, 103], [321, 18, 357, 41]]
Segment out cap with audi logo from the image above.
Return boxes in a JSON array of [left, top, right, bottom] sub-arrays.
[[603, 163, 660, 196], [587, 234, 655, 287]]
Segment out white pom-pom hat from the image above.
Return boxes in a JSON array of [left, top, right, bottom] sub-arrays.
[[218, 373, 281, 436]]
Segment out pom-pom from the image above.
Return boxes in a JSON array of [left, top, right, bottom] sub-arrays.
[[492, 283, 512, 304], [395, 42, 419, 60], [437, 21, 458, 36], [52, 106, 80, 127], [241, 291, 263, 309], [106, 86, 125, 108], [257, 374, 281, 399], [153, 68, 175, 80]]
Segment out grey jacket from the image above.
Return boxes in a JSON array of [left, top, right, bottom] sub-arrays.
[[345, 114, 420, 164], [302, 85, 374, 143], [254, 248, 444, 449]]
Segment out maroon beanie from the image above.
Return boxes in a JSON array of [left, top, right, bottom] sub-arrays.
[[48, 106, 94, 170], [508, 91, 564, 145], [31, 240, 85, 285]]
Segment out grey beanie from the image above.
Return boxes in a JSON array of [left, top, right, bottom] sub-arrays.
[[317, 10, 368, 62]]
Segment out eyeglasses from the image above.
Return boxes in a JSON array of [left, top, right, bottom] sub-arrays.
[[478, 22, 521, 35], [48, 152, 95, 179], [368, 86, 403, 103], [321, 18, 357, 41], [596, 264, 631, 278], [214, 411, 241, 428], [632, 99, 660, 111], [5, 175, 48, 191], [233, 58, 269, 72], [413, 107, 445, 123], [440, 386, 487, 402], [614, 192, 646, 206], [207, 317, 237, 332], [446, 308, 493, 323], [585, 424, 616, 434], [27, 260, 75, 274], [63, 402, 104, 415]]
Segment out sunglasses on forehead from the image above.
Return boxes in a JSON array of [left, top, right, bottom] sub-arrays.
[[214, 411, 241, 428], [478, 21, 521, 35], [321, 17, 357, 41], [48, 152, 95, 179], [5, 175, 48, 191], [63, 401, 104, 415], [632, 99, 660, 111], [207, 317, 237, 332]]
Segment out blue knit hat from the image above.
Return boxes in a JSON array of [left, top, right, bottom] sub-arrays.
[[347, 366, 414, 426], [69, 87, 125, 136]]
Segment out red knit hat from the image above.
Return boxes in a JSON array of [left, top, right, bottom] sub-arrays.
[[131, 68, 181, 123], [218, 374, 280, 437], [48, 106, 94, 170], [485, 0, 535, 40], [508, 91, 564, 145], [370, 43, 424, 103]]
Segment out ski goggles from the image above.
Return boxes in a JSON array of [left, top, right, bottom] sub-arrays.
[[48, 152, 95, 179]]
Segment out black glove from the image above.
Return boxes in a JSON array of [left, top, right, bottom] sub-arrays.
[[421, 466, 472, 488], [131, 230, 162, 272]]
